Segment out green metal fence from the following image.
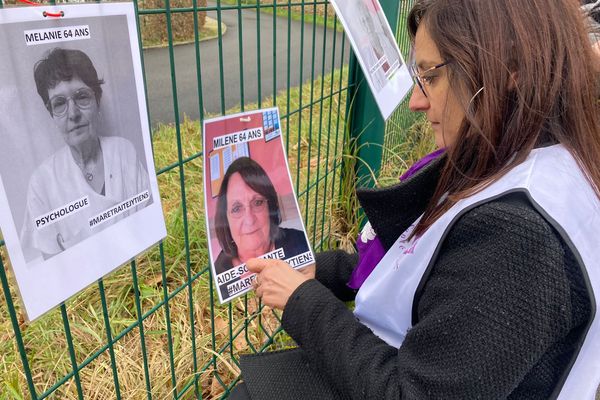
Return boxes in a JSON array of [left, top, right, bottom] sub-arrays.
[[0, 0, 409, 398]]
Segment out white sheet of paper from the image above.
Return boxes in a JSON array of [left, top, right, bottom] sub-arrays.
[[0, 3, 166, 321], [329, 0, 413, 119]]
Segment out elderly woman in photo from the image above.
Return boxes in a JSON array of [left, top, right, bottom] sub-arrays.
[[214, 157, 308, 275], [20, 47, 150, 259]]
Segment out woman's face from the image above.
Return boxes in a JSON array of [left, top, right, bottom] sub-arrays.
[[409, 24, 465, 149], [226, 172, 272, 259], [47, 77, 99, 149]]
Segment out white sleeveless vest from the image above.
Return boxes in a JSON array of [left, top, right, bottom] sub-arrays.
[[354, 145, 600, 399]]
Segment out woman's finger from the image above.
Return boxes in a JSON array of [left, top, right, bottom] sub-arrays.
[[255, 282, 264, 299], [246, 258, 269, 273]]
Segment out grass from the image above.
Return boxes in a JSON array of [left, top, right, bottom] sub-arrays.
[[0, 61, 433, 398]]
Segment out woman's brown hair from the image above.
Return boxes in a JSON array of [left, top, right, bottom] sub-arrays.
[[408, 0, 600, 237]]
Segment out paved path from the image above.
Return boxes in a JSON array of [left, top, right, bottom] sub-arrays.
[[143, 4, 350, 126]]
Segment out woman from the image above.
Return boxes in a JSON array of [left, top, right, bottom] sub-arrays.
[[213, 156, 309, 275], [21, 48, 150, 259], [234, 0, 600, 399]]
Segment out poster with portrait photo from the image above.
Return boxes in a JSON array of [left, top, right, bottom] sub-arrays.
[[0, 3, 167, 321], [329, 0, 412, 119], [203, 108, 314, 304]]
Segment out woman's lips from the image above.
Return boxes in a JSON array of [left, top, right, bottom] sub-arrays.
[[69, 123, 88, 133]]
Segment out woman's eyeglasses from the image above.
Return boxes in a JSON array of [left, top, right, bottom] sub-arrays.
[[47, 87, 95, 117], [228, 198, 268, 219], [408, 47, 451, 98]]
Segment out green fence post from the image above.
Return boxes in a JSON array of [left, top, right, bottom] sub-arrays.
[[348, 0, 401, 187]]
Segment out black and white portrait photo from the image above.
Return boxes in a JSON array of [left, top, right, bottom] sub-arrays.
[[0, 3, 166, 320], [20, 46, 152, 260]]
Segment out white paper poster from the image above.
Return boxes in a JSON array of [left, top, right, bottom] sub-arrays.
[[203, 108, 314, 303], [329, 0, 413, 119], [0, 3, 167, 320]]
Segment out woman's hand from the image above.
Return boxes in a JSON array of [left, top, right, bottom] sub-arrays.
[[247, 258, 311, 310], [298, 263, 316, 280]]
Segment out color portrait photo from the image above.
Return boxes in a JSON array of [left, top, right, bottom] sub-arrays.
[[203, 108, 314, 303]]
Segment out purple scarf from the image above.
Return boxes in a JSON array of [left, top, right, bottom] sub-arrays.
[[347, 148, 445, 290]]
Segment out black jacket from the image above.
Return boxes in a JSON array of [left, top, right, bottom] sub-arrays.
[[240, 157, 592, 400]]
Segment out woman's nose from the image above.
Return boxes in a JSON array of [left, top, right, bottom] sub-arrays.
[[408, 86, 430, 112], [67, 99, 82, 120], [241, 208, 257, 225]]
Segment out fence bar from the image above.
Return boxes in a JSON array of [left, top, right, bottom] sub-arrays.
[[193, 0, 207, 122], [0, 257, 38, 399], [310, 3, 329, 245], [60, 305, 85, 400], [216, 0, 227, 115], [303, 2, 318, 228], [327, 32, 348, 247], [237, 0, 246, 111], [133, 0, 154, 143], [285, 0, 293, 154], [158, 244, 179, 399], [164, 0, 204, 395], [294, 2, 306, 194], [256, 0, 263, 109], [130, 261, 153, 400], [320, 14, 340, 250], [272, 0, 277, 104], [98, 279, 123, 399]]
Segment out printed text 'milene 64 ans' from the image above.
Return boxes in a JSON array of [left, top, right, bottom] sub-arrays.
[[212, 127, 263, 150]]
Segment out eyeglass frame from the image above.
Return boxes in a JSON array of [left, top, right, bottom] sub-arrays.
[[46, 87, 96, 118], [227, 197, 269, 219], [408, 46, 452, 98]]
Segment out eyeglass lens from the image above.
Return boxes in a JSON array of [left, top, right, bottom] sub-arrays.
[[228, 198, 268, 218], [408, 46, 428, 97], [49, 88, 95, 117]]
